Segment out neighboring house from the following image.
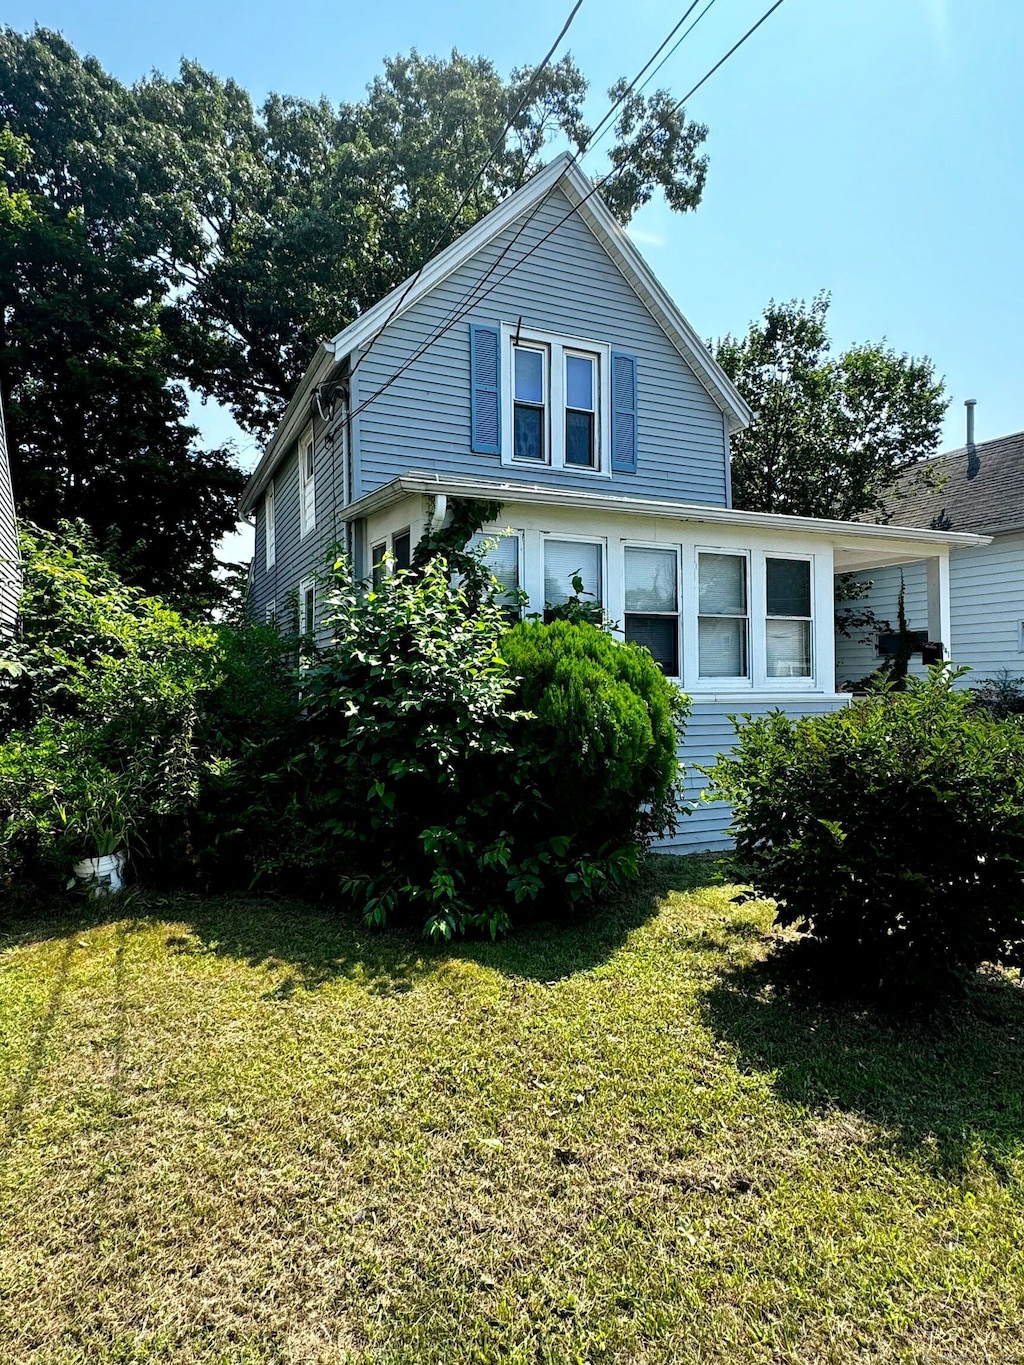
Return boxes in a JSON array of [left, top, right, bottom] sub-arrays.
[[0, 389, 19, 631], [836, 406, 1023, 690], [239, 153, 984, 850]]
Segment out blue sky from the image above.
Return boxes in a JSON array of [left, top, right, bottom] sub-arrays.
[[7, 0, 1022, 560]]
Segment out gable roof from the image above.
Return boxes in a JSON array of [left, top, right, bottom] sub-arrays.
[[881, 430, 1024, 535], [240, 153, 751, 516]]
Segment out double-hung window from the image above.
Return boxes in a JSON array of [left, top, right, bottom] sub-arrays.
[[625, 547, 679, 676], [766, 557, 812, 677], [392, 530, 411, 572], [504, 326, 608, 473], [299, 424, 316, 538], [543, 539, 603, 622], [513, 346, 546, 461], [698, 552, 749, 678], [468, 532, 522, 614], [371, 541, 386, 588]]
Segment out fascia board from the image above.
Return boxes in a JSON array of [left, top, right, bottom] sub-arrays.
[[238, 345, 336, 516], [338, 471, 991, 550]]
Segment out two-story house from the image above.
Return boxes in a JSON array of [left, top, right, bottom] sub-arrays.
[[239, 153, 985, 850]]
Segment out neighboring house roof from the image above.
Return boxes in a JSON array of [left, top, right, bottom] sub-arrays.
[[881, 430, 1024, 536], [239, 153, 752, 517]]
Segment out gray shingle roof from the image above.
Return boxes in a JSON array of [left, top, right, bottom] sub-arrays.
[[880, 430, 1024, 534]]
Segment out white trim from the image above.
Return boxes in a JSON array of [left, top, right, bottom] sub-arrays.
[[500, 324, 611, 477], [299, 423, 316, 538], [264, 480, 276, 570]]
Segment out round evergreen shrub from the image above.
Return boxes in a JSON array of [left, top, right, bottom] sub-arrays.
[[500, 619, 688, 853], [706, 668, 1024, 998]]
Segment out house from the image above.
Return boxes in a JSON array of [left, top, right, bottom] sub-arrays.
[[835, 404, 1023, 690], [239, 153, 985, 850], [0, 389, 19, 631]]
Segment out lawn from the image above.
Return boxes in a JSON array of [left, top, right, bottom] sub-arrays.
[[2, 857, 1023, 1365]]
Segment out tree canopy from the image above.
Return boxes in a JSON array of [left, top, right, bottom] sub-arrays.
[[715, 294, 947, 522]]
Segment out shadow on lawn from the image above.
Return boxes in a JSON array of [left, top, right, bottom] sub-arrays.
[[170, 853, 720, 992], [704, 943, 1024, 1178]]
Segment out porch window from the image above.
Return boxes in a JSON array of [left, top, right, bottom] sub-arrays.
[[469, 532, 522, 613], [698, 552, 749, 678], [371, 541, 386, 587], [624, 547, 679, 675], [544, 539, 602, 622], [393, 529, 411, 571], [766, 557, 812, 677]]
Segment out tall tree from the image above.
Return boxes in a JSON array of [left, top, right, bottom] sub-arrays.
[[0, 30, 244, 608], [715, 294, 947, 521]]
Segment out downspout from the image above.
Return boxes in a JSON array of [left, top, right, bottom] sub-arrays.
[[429, 494, 448, 531]]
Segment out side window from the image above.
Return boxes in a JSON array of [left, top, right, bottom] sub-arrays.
[[624, 547, 679, 676], [371, 541, 386, 587], [698, 552, 749, 679], [265, 600, 276, 626], [392, 530, 411, 572], [299, 426, 316, 537], [299, 578, 315, 636], [766, 558, 812, 678], [543, 539, 602, 623], [264, 481, 276, 569]]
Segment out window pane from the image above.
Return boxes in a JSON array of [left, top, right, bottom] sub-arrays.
[[544, 540, 602, 607], [514, 404, 544, 460], [699, 553, 746, 615], [698, 617, 748, 677], [393, 531, 411, 571], [767, 558, 811, 617], [469, 533, 519, 601], [625, 548, 677, 613], [565, 409, 594, 466], [371, 542, 386, 588], [566, 354, 594, 410], [625, 615, 678, 676], [767, 619, 812, 677], [514, 347, 544, 403]]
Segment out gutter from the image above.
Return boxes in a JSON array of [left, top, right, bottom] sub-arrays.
[[338, 471, 991, 550]]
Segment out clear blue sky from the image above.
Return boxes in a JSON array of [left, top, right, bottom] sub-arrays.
[[7, 0, 1022, 557]]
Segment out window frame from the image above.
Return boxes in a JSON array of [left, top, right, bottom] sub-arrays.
[[541, 533, 606, 622], [764, 554, 814, 681], [564, 349, 598, 469], [623, 543, 681, 678], [512, 342, 548, 464], [500, 324, 611, 476], [264, 480, 276, 570], [371, 541, 387, 588], [467, 529, 525, 618], [298, 423, 316, 539], [695, 547, 752, 686]]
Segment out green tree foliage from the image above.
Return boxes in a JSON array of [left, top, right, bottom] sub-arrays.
[[715, 294, 947, 521], [0, 32, 245, 609], [706, 669, 1024, 1001]]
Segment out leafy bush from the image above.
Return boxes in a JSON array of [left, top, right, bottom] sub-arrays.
[[295, 559, 688, 939], [969, 669, 1024, 720], [706, 668, 1024, 999]]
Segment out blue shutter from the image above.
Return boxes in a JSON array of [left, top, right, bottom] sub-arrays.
[[611, 351, 638, 473], [470, 324, 501, 454]]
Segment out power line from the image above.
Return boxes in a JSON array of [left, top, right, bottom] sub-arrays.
[[348, 0, 585, 381], [347, 0, 787, 427]]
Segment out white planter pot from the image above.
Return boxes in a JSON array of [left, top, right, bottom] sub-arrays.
[[71, 850, 127, 897]]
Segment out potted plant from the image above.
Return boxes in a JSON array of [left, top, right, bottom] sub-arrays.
[[61, 770, 136, 897]]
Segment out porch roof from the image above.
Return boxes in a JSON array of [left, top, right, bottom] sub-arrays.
[[341, 472, 991, 571]]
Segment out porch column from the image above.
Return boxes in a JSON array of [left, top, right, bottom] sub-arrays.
[[925, 552, 952, 657]]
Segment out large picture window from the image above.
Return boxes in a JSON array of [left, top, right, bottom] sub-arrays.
[[698, 552, 749, 678], [766, 557, 812, 677], [624, 547, 679, 675]]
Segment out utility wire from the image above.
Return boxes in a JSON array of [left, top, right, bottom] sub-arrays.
[[347, 0, 786, 427], [347, 0, 585, 381]]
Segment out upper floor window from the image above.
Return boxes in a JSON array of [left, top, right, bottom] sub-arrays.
[[513, 347, 546, 461], [565, 353, 596, 468], [264, 481, 276, 570], [299, 424, 316, 538], [502, 326, 609, 475]]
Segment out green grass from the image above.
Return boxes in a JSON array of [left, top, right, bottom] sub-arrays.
[[2, 857, 1024, 1364]]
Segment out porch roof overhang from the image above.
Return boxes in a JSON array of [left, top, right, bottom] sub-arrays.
[[340, 472, 991, 567]]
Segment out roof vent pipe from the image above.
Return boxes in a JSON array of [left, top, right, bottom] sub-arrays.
[[965, 398, 977, 449]]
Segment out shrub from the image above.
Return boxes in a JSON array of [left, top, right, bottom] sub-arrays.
[[969, 669, 1024, 720], [500, 619, 686, 852], [296, 560, 688, 939], [706, 668, 1024, 999]]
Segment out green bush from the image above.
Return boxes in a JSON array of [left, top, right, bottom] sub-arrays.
[[706, 668, 1024, 998], [501, 619, 687, 853], [296, 559, 688, 939]]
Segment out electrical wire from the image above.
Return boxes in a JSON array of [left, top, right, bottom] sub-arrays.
[[347, 0, 585, 381], [347, 0, 787, 427]]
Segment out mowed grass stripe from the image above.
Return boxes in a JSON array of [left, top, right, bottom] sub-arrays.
[[1, 858, 1023, 1364]]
